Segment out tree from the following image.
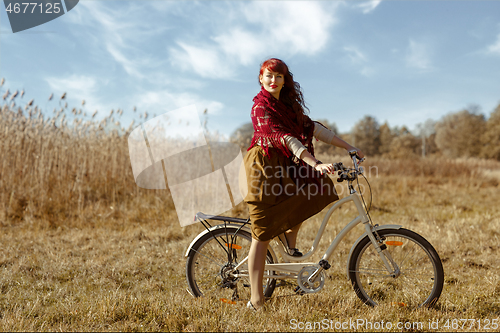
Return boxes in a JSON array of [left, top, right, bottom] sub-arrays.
[[389, 131, 420, 159], [352, 115, 380, 156], [434, 107, 486, 158], [424, 133, 440, 156], [378, 122, 394, 155], [481, 103, 500, 160]]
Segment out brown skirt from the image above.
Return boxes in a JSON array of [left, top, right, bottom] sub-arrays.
[[243, 146, 339, 241]]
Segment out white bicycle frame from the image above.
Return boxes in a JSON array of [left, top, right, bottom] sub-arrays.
[[231, 189, 401, 280]]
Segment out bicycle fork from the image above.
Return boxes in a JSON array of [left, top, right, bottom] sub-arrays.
[[364, 224, 401, 277]]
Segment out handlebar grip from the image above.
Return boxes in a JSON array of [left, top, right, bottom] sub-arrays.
[[348, 150, 362, 160]]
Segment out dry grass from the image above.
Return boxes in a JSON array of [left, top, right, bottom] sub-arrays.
[[1, 103, 500, 331]]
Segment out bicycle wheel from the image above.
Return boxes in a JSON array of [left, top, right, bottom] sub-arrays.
[[348, 228, 444, 307], [186, 227, 276, 302]]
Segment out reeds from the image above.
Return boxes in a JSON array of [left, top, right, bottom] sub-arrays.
[[0, 90, 172, 228]]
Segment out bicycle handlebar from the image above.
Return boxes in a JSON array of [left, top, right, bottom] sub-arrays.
[[330, 151, 365, 183]]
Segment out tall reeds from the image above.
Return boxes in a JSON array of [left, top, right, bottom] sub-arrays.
[[0, 89, 172, 227]]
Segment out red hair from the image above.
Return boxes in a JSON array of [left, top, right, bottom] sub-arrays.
[[259, 58, 309, 126]]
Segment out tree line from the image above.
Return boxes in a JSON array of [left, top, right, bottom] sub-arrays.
[[230, 102, 500, 160]]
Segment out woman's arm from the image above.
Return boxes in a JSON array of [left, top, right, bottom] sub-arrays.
[[313, 122, 364, 157], [299, 150, 336, 174], [282, 136, 334, 173], [284, 123, 364, 174], [330, 135, 364, 158]]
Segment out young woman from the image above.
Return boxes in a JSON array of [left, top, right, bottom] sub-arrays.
[[243, 58, 364, 310]]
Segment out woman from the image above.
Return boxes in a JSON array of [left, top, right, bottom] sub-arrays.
[[243, 58, 364, 310]]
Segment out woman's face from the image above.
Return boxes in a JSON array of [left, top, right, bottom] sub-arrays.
[[259, 68, 285, 99]]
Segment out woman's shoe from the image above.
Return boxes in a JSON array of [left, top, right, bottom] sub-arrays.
[[247, 301, 258, 311], [277, 233, 303, 257], [288, 247, 303, 257]]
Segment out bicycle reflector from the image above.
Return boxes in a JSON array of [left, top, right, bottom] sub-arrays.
[[225, 243, 242, 250], [386, 241, 403, 246], [220, 298, 237, 305], [391, 302, 407, 307]]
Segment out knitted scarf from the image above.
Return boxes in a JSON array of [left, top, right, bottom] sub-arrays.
[[248, 88, 319, 181]]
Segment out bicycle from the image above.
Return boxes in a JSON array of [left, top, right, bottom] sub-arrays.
[[185, 151, 444, 307]]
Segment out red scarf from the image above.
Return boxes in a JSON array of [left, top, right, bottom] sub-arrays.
[[248, 88, 320, 180]]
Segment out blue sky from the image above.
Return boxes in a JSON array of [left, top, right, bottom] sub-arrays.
[[1, 0, 499, 138]]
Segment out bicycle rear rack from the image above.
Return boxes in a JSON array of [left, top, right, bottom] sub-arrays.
[[194, 212, 251, 263]]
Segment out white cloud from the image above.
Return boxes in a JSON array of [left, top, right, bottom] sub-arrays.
[[343, 46, 368, 64], [64, 1, 162, 80], [406, 39, 433, 70], [170, 43, 225, 79], [46, 75, 97, 98], [45, 75, 110, 116], [170, 1, 338, 78], [213, 29, 264, 66], [106, 44, 144, 79], [244, 1, 335, 55], [355, 0, 382, 14], [134, 90, 224, 116], [343, 46, 375, 76], [487, 33, 500, 55]]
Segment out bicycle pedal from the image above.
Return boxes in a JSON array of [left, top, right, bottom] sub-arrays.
[[294, 286, 305, 295]]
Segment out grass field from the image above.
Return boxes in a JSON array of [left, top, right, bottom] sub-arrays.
[[1, 107, 499, 331]]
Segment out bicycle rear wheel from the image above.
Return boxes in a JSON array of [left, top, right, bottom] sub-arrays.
[[348, 228, 444, 307], [186, 227, 276, 302]]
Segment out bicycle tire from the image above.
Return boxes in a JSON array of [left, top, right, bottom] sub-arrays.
[[348, 228, 444, 307], [186, 227, 276, 301]]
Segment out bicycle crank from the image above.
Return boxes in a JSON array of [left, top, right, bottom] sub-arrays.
[[297, 266, 325, 293]]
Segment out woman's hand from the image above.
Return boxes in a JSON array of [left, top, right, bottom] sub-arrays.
[[348, 146, 365, 159], [314, 163, 335, 175]]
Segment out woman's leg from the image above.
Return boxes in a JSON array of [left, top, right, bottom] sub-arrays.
[[248, 237, 271, 308], [284, 222, 302, 249]]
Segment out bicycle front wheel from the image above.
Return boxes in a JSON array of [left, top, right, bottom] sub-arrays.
[[348, 228, 444, 307], [186, 227, 276, 302]]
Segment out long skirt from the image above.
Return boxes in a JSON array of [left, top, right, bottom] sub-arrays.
[[243, 146, 339, 241]]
